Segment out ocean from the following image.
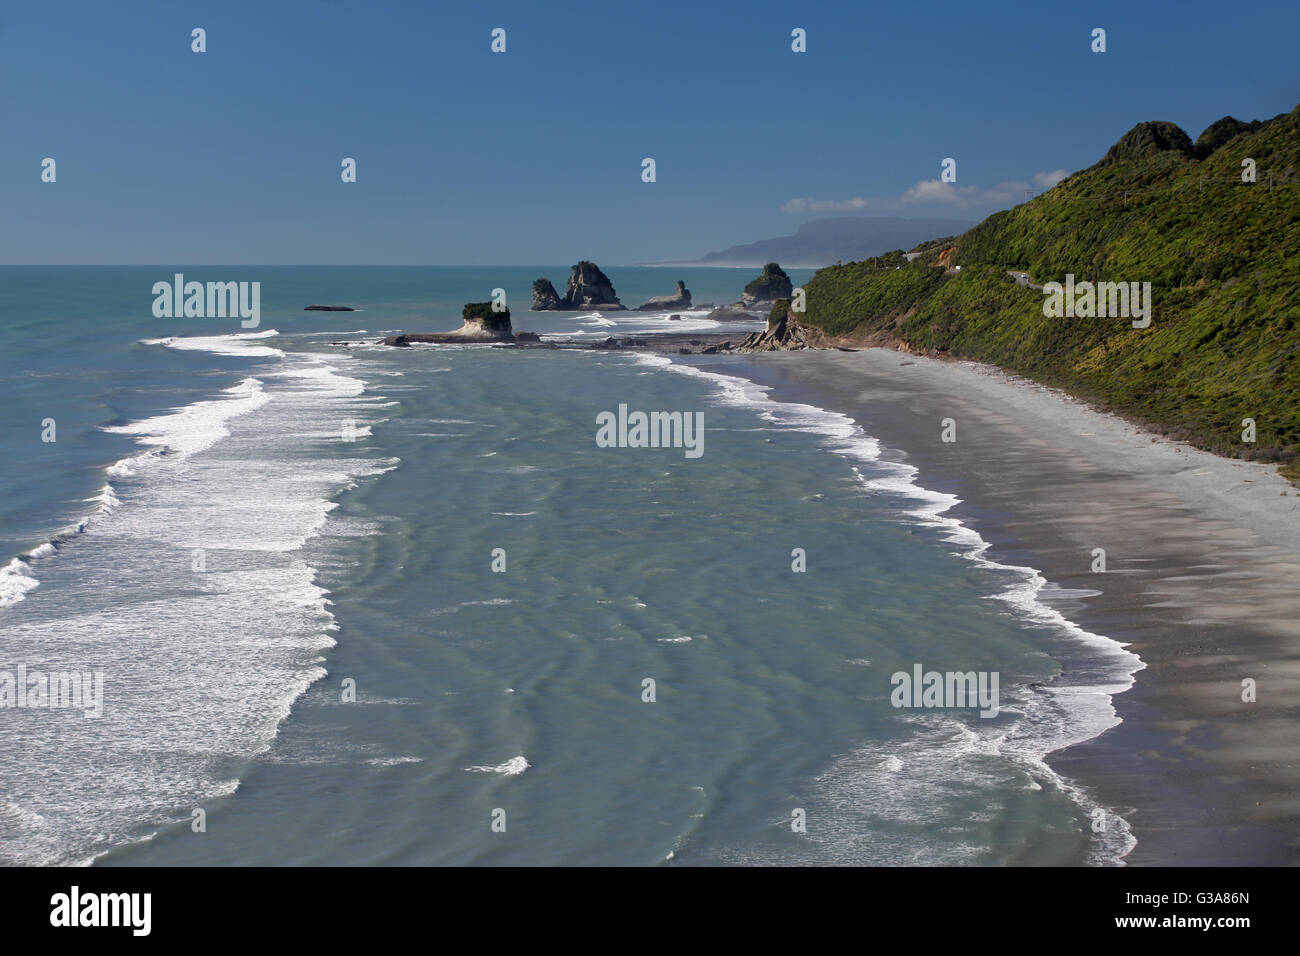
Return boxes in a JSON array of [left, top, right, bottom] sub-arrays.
[[0, 266, 1142, 866]]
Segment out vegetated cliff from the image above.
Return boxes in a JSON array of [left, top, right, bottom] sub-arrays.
[[787, 104, 1300, 478]]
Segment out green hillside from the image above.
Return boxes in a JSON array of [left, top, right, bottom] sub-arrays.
[[799, 105, 1300, 478]]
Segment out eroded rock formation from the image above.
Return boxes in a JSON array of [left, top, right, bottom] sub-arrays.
[[741, 263, 793, 308], [531, 262, 626, 310], [382, 302, 513, 346], [531, 279, 564, 311], [637, 280, 692, 311], [736, 300, 811, 352]]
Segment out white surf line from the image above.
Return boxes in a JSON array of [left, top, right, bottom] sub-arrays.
[[1, 329, 392, 865], [632, 350, 1146, 865]]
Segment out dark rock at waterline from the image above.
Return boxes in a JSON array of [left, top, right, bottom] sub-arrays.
[[591, 336, 650, 349], [380, 302, 513, 346], [736, 299, 810, 352], [741, 263, 793, 308], [531, 261, 626, 310], [531, 279, 564, 311], [705, 303, 763, 322], [564, 261, 625, 310], [305, 305, 356, 311], [636, 280, 692, 311]]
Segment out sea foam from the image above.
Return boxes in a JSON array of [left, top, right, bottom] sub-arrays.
[[635, 351, 1145, 865]]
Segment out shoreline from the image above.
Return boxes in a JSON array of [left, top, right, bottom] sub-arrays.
[[694, 347, 1300, 866]]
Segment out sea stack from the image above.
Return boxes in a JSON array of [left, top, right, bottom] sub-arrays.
[[381, 302, 514, 346], [636, 280, 692, 311], [531, 278, 564, 310], [531, 261, 626, 310], [705, 263, 795, 322], [741, 263, 793, 309], [562, 261, 625, 310]]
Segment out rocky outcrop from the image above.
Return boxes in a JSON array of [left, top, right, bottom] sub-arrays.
[[531, 279, 564, 310], [701, 263, 794, 322], [741, 263, 793, 308], [563, 261, 625, 310], [636, 280, 692, 311], [1193, 115, 1264, 158], [381, 302, 513, 346], [1093, 120, 1195, 168], [591, 336, 650, 349], [735, 300, 812, 352], [705, 303, 763, 322], [530, 261, 627, 310]]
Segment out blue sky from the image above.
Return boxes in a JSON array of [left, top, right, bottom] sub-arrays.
[[3, 0, 1297, 264]]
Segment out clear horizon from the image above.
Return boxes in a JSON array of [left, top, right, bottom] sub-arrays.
[[3, 0, 1298, 264]]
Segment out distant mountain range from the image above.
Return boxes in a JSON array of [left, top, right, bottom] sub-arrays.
[[666, 217, 975, 268]]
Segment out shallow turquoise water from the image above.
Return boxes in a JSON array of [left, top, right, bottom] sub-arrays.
[[0, 267, 1137, 865]]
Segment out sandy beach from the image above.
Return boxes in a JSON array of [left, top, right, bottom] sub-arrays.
[[707, 347, 1300, 866]]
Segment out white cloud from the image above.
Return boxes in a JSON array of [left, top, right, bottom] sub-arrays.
[[783, 171, 1069, 213], [899, 181, 984, 205], [781, 196, 871, 213]]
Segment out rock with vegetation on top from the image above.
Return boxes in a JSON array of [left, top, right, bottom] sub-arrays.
[[741, 263, 794, 307], [381, 302, 513, 346], [562, 261, 625, 310], [530, 261, 626, 310], [1094, 121, 1195, 167], [1193, 115, 1265, 158]]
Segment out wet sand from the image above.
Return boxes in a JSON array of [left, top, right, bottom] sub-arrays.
[[701, 347, 1300, 866]]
